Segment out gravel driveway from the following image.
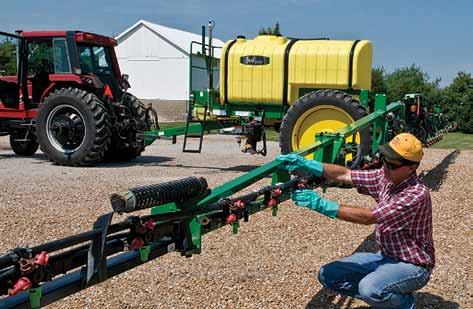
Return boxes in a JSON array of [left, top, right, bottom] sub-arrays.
[[0, 135, 471, 308]]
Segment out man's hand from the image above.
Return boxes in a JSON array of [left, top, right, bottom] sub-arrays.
[[291, 189, 339, 219], [276, 154, 324, 177]]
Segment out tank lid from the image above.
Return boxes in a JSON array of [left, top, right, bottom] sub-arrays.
[[254, 35, 288, 44]]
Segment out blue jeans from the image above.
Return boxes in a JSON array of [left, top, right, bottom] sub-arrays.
[[318, 252, 431, 308]]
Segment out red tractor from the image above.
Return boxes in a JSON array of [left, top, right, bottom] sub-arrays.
[[0, 30, 155, 166]]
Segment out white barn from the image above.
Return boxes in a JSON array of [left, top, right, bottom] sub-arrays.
[[115, 20, 224, 100]]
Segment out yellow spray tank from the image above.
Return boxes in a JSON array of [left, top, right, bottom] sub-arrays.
[[191, 34, 373, 160], [220, 35, 372, 106]]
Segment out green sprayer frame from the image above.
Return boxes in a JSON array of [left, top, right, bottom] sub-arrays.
[[2, 95, 446, 309], [164, 95, 404, 248]]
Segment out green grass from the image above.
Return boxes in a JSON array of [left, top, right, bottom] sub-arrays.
[[265, 128, 279, 142], [266, 129, 473, 149], [431, 132, 473, 149]]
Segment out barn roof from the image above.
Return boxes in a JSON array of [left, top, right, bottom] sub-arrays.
[[115, 20, 224, 57]]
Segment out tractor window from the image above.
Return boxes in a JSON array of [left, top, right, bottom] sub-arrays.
[[0, 33, 18, 76], [78, 47, 93, 73], [78, 44, 114, 76], [53, 38, 71, 73], [27, 39, 54, 75], [0, 33, 20, 107]]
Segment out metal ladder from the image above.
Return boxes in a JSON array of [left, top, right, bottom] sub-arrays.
[[182, 99, 208, 153], [182, 20, 215, 153]]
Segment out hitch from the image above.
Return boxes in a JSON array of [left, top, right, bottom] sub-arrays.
[[145, 103, 160, 131], [240, 119, 267, 156], [221, 119, 268, 156]]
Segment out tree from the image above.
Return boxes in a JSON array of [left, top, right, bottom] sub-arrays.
[[27, 42, 54, 74], [0, 39, 17, 76], [273, 22, 281, 35], [385, 64, 441, 104], [441, 72, 473, 133], [258, 22, 282, 35], [371, 66, 387, 100]]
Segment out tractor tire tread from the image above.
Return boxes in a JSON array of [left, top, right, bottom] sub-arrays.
[[36, 87, 111, 166]]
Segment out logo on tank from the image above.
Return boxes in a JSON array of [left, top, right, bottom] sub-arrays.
[[240, 56, 270, 65]]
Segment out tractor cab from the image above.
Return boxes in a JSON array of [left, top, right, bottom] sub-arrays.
[[0, 31, 23, 110], [0, 30, 124, 112]]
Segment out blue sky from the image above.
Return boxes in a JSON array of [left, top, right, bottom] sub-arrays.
[[1, 0, 471, 86]]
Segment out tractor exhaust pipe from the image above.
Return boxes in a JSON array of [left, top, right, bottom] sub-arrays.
[[208, 20, 215, 90], [201, 26, 206, 56]]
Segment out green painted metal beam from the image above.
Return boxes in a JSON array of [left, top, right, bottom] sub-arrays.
[[197, 160, 282, 205], [144, 121, 224, 143], [196, 101, 404, 207], [149, 123, 202, 138]]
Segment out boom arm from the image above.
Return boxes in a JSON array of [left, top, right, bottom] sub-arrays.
[[0, 174, 319, 308]]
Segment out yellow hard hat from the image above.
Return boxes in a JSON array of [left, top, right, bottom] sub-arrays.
[[379, 133, 423, 163]]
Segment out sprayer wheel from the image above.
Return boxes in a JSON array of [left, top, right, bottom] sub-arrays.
[[279, 89, 371, 165]]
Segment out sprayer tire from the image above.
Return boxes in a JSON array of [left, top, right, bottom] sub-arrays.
[[279, 89, 371, 162]]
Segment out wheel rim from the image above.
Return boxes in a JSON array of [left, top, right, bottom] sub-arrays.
[[291, 105, 360, 161], [46, 105, 86, 153]]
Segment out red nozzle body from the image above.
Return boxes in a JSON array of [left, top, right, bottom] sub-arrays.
[[226, 214, 237, 224], [9, 277, 32, 296]]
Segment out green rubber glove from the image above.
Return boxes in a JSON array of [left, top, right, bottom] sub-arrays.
[[276, 154, 324, 177], [291, 189, 339, 219]]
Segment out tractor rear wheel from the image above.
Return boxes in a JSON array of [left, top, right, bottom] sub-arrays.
[[279, 90, 371, 165], [36, 88, 111, 166], [9, 130, 39, 156], [104, 93, 150, 161]]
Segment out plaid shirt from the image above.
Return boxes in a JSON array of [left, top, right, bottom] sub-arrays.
[[351, 169, 435, 269]]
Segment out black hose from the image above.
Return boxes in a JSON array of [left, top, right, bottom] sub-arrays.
[[349, 144, 363, 169]]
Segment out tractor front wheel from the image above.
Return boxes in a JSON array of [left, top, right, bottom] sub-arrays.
[[9, 130, 39, 156], [36, 88, 111, 166], [279, 90, 371, 166]]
